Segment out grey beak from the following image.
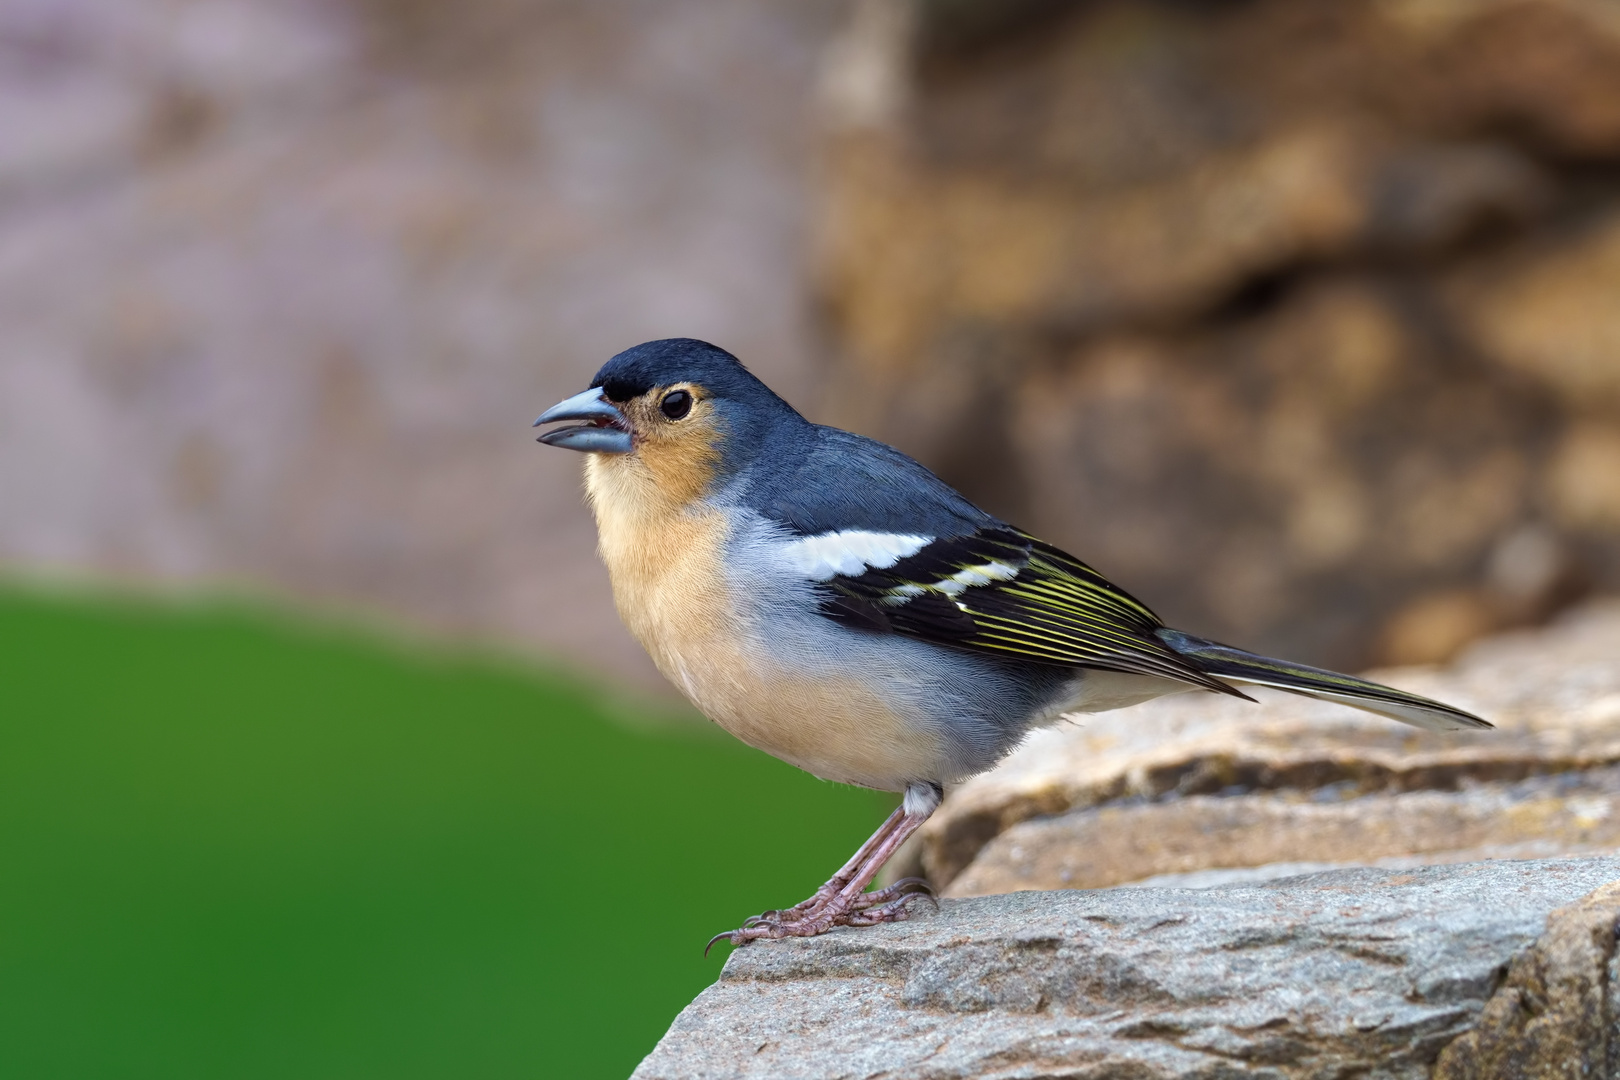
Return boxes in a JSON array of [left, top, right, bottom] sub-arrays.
[[533, 387, 633, 454]]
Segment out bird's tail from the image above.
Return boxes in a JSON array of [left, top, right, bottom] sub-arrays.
[[1155, 629, 1491, 732]]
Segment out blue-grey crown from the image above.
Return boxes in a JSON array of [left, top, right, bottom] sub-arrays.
[[590, 338, 796, 416]]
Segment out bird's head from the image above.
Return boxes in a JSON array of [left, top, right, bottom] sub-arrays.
[[534, 338, 800, 505]]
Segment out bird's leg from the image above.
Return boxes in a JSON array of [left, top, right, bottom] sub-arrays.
[[742, 804, 908, 927], [710, 783, 942, 952]]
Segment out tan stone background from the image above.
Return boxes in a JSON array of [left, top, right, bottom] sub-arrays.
[[818, 0, 1620, 672], [0, 0, 842, 688], [6, 0, 1620, 687]]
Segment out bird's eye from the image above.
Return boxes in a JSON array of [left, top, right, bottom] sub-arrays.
[[660, 390, 693, 420]]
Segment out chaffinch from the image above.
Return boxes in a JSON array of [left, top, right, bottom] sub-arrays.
[[534, 338, 1489, 950]]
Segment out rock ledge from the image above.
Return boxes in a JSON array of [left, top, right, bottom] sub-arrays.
[[635, 856, 1620, 1079]]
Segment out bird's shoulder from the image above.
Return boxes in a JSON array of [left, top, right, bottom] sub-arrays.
[[742, 424, 994, 538]]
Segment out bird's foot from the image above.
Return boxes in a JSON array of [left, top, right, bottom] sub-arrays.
[[741, 876, 932, 928], [707, 879, 936, 954]]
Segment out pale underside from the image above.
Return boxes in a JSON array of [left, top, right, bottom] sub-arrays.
[[585, 454, 1191, 789]]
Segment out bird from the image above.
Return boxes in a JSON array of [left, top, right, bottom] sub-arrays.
[[533, 337, 1490, 952]]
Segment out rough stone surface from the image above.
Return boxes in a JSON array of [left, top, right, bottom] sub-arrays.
[[919, 600, 1620, 892], [816, 0, 1620, 671], [634, 857, 1620, 1079], [1434, 880, 1620, 1079]]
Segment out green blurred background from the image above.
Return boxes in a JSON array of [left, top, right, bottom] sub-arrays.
[[0, 587, 887, 1077]]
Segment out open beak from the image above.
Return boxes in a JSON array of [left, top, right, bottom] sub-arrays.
[[533, 387, 633, 454]]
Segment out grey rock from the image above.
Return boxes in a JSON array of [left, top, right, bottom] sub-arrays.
[[1434, 879, 1620, 1078], [635, 856, 1620, 1079]]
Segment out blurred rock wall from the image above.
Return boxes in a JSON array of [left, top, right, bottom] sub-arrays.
[[0, 0, 840, 685], [815, 0, 1620, 669]]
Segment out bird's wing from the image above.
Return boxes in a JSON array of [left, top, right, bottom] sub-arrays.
[[752, 426, 1238, 693], [801, 523, 1244, 695]]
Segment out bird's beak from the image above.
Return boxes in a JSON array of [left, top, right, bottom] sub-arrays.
[[533, 387, 633, 454]]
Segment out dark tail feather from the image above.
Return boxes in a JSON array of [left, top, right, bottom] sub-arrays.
[[1155, 629, 1492, 732]]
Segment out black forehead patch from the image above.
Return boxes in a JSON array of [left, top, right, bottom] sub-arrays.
[[597, 374, 654, 403]]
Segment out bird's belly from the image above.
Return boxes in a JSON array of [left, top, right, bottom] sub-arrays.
[[661, 634, 950, 792], [596, 510, 949, 790]]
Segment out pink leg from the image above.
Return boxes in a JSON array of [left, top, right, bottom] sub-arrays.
[[742, 804, 906, 927], [708, 783, 941, 953]]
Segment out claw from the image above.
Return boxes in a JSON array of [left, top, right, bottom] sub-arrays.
[[882, 879, 939, 913], [844, 890, 933, 926], [849, 877, 936, 911], [704, 931, 738, 957]]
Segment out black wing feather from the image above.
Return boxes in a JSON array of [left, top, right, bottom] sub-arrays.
[[817, 526, 1246, 697]]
